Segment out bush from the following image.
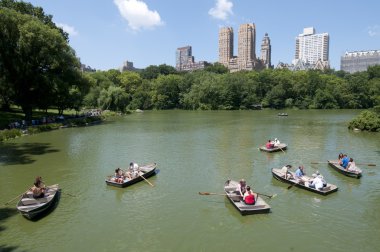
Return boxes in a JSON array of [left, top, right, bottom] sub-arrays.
[[348, 110, 380, 132], [0, 129, 22, 141]]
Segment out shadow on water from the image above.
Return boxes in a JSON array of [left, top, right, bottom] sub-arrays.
[[0, 207, 18, 233], [0, 245, 28, 252], [0, 143, 59, 165]]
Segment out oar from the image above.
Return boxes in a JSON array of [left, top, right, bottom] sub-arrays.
[[279, 147, 285, 153], [139, 173, 154, 187], [287, 180, 300, 190], [2, 188, 30, 206], [311, 161, 376, 166], [198, 192, 276, 199]]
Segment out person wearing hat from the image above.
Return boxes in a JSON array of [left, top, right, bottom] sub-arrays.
[[309, 171, 324, 190], [281, 165, 293, 179]]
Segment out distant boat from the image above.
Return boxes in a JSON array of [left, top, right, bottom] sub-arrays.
[[224, 180, 271, 215], [105, 163, 157, 188], [271, 168, 338, 195], [278, 113, 288, 116], [16, 184, 60, 220], [259, 143, 287, 153], [327, 160, 362, 178]]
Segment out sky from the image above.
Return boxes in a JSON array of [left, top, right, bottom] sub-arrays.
[[27, 0, 380, 71]]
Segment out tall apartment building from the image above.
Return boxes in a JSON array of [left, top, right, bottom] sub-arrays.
[[294, 27, 329, 68], [219, 23, 267, 72], [175, 46, 208, 71], [260, 33, 272, 68], [341, 50, 380, 73], [218, 27, 234, 67], [237, 23, 256, 69]]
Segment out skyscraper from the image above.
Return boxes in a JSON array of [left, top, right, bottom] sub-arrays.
[[237, 23, 256, 69], [294, 27, 329, 68], [260, 33, 272, 68], [218, 27, 234, 67], [176, 46, 193, 71]]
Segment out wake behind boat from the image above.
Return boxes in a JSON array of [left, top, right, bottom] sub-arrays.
[[105, 163, 157, 188], [327, 160, 362, 178], [271, 168, 338, 195], [16, 184, 60, 220], [224, 180, 271, 215]]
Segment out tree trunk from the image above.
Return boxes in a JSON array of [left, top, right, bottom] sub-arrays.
[[22, 105, 33, 121]]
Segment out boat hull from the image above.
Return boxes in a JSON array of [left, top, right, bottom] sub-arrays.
[[224, 180, 271, 215], [259, 144, 287, 153], [271, 168, 338, 196], [327, 160, 362, 178], [105, 163, 157, 188]]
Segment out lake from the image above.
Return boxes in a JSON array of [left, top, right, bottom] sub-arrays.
[[0, 110, 379, 252]]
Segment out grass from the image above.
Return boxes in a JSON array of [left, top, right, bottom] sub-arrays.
[[0, 107, 77, 130]]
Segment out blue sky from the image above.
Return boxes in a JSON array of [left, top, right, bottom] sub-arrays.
[[27, 0, 380, 71]]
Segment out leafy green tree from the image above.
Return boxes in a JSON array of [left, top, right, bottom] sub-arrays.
[[0, 8, 85, 119], [348, 110, 380, 132], [204, 62, 228, 74], [118, 71, 142, 93], [98, 85, 128, 112], [151, 74, 182, 109]]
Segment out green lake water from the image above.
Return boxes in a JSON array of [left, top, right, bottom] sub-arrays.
[[0, 110, 379, 252]]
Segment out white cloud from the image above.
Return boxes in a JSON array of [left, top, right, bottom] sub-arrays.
[[114, 0, 163, 30], [367, 25, 379, 37], [56, 23, 78, 36], [209, 0, 233, 20]]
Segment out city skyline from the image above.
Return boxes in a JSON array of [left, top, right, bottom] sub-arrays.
[[27, 0, 380, 71]]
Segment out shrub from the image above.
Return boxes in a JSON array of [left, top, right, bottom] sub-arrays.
[[0, 129, 22, 142], [348, 110, 380, 132]]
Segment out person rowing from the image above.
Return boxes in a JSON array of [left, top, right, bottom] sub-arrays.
[[31, 176, 46, 198]]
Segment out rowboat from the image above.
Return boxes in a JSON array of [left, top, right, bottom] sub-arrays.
[[271, 168, 338, 195], [278, 113, 288, 116], [16, 184, 60, 220], [259, 143, 287, 153], [327, 160, 362, 178], [105, 163, 157, 188], [224, 180, 271, 215]]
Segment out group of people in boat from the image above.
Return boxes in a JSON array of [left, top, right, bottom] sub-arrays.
[[236, 179, 257, 205], [265, 138, 281, 149], [111, 162, 140, 183], [281, 165, 328, 190], [338, 153, 360, 172]]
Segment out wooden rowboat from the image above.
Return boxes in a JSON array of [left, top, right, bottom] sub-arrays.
[[271, 168, 338, 196], [259, 143, 287, 153], [16, 184, 60, 220], [105, 163, 157, 188], [327, 160, 362, 178], [278, 113, 288, 116], [224, 180, 271, 215]]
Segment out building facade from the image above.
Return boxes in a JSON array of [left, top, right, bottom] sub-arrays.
[[175, 46, 208, 71], [294, 27, 329, 69], [218, 27, 234, 67], [219, 23, 268, 72], [341, 50, 380, 73], [260, 33, 272, 69]]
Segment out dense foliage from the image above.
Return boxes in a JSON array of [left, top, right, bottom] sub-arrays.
[[0, 1, 88, 120], [348, 110, 380, 132]]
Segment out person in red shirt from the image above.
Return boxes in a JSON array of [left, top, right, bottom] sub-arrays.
[[243, 186, 256, 205]]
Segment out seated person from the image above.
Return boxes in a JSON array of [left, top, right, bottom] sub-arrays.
[[281, 165, 293, 179], [129, 162, 140, 178], [346, 158, 360, 173], [243, 186, 256, 205], [114, 168, 124, 183], [265, 140, 273, 149], [273, 138, 280, 147], [32, 176, 46, 198], [237, 179, 247, 197], [338, 153, 344, 165], [341, 154, 349, 169], [294, 165, 306, 184], [309, 173, 324, 190]]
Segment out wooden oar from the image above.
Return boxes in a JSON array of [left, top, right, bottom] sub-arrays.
[[139, 172, 154, 187], [2, 188, 30, 206], [311, 161, 376, 166], [279, 147, 286, 154], [198, 191, 276, 199]]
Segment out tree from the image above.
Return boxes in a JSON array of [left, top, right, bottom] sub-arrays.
[[0, 8, 85, 119], [204, 62, 228, 74]]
